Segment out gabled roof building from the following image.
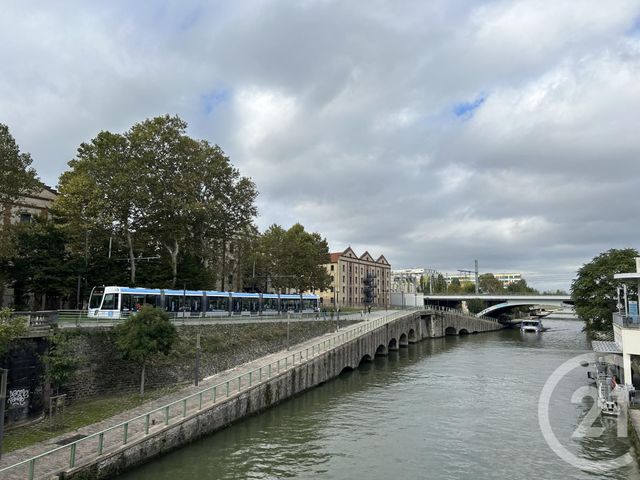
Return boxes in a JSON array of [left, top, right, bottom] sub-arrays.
[[319, 247, 391, 308]]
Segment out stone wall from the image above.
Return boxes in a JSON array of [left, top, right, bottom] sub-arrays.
[[61, 320, 356, 402], [63, 311, 504, 479]]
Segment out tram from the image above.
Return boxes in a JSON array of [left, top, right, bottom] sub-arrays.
[[88, 286, 320, 319]]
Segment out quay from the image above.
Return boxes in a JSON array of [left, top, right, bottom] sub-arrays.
[[0, 307, 501, 479]]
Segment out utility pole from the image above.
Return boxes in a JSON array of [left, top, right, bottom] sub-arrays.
[[475, 259, 479, 295], [458, 260, 480, 294]]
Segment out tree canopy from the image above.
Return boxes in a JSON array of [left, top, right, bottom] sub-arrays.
[[247, 223, 332, 293], [0, 123, 38, 211], [115, 306, 177, 397], [571, 248, 639, 332], [54, 114, 257, 295], [0, 308, 28, 359]]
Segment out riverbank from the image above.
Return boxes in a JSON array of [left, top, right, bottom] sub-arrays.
[[0, 309, 501, 479]]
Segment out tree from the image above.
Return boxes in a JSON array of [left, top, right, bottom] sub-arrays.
[[506, 279, 538, 295], [0, 123, 38, 211], [42, 333, 78, 395], [0, 124, 39, 303], [55, 114, 258, 291], [434, 274, 447, 294], [479, 273, 504, 294], [8, 218, 75, 310], [448, 277, 461, 294], [253, 223, 331, 294], [115, 306, 177, 397], [0, 308, 28, 359], [571, 248, 639, 332]]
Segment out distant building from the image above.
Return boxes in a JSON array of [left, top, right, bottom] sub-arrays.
[[2, 183, 58, 226], [442, 271, 523, 288], [391, 268, 439, 293], [318, 247, 391, 308], [1, 183, 58, 307], [493, 273, 523, 287]]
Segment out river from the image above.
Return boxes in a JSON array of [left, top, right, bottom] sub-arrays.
[[118, 319, 640, 479]]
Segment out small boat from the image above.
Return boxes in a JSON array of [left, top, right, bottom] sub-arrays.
[[520, 318, 543, 333]]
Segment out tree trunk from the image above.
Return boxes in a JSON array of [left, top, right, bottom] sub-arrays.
[[166, 239, 179, 288], [220, 239, 227, 291], [140, 362, 146, 398], [126, 230, 136, 285]]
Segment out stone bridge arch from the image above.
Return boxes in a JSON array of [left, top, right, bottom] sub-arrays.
[[445, 326, 457, 336]]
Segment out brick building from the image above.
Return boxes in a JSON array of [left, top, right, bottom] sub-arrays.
[[318, 247, 391, 308]]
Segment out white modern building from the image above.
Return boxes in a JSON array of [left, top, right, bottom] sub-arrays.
[[610, 258, 640, 386]]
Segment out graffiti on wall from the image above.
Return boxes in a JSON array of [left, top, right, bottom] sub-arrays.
[[8, 388, 29, 408]]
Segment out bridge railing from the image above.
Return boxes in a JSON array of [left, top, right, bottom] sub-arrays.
[[0, 308, 423, 480], [427, 305, 499, 323]]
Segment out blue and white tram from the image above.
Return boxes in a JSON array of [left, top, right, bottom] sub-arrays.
[[88, 286, 320, 319]]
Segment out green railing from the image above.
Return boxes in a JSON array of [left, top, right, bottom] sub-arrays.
[[1, 309, 425, 479]]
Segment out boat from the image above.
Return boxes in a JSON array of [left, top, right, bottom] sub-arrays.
[[520, 318, 543, 333]]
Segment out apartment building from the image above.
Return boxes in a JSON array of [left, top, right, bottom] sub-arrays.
[[318, 247, 391, 308]]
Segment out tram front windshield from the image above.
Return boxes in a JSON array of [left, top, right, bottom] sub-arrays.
[[89, 288, 105, 309]]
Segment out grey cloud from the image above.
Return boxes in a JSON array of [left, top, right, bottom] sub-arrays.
[[1, 0, 639, 291]]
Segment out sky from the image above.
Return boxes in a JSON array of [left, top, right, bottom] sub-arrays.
[[2, 0, 640, 291]]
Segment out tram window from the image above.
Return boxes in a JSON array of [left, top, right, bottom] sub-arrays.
[[101, 293, 118, 310], [90, 289, 104, 309]]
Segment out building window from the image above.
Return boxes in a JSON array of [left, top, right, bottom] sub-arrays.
[[19, 213, 32, 224], [342, 265, 345, 272], [331, 265, 334, 271]]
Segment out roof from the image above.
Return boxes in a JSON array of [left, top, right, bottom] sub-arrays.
[[592, 341, 622, 354], [328, 248, 390, 266]]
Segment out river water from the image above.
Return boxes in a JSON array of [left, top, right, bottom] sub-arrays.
[[119, 319, 640, 479]]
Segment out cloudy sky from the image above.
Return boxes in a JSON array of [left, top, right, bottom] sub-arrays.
[[2, 0, 640, 291]]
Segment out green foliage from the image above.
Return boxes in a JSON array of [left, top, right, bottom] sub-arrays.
[[571, 248, 639, 332], [115, 307, 177, 364], [478, 273, 504, 294], [461, 282, 476, 294], [0, 123, 38, 210], [42, 333, 78, 394], [8, 217, 75, 309], [115, 306, 177, 396], [53, 114, 258, 295], [447, 277, 462, 294], [0, 307, 28, 359], [506, 279, 538, 294], [248, 223, 332, 293], [434, 274, 447, 294], [466, 298, 485, 314]]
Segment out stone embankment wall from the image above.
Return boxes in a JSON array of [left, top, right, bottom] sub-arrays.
[[62, 320, 356, 402], [63, 311, 502, 479]]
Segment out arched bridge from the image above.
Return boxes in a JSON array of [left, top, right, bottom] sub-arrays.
[[424, 294, 573, 318]]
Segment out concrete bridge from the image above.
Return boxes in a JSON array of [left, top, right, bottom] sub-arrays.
[[424, 294, 574, 318], [0, 308, 502, 480]]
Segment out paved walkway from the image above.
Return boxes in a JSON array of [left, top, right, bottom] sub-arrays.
[[0, 310, 397, 479]]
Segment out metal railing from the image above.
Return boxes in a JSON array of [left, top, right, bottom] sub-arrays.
[[428, 304, 500, 323], [613, 312, 640, 329], [0, 309, 427, 479]]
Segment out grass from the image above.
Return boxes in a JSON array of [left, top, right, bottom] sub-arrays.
[[3, 385, 183, 453]]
